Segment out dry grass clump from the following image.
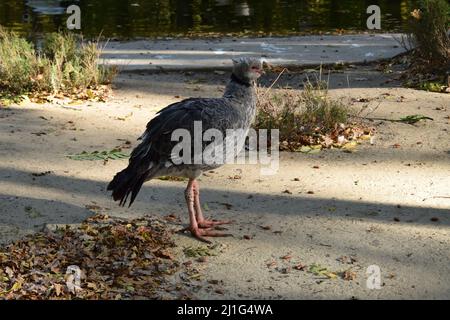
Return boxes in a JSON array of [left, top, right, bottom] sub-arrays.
[[255, 79, 371, 151]]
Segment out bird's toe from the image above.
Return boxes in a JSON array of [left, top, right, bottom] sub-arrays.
[[191, 229, 213, 244], [180, 226, 233, 243], [197, 219, 233, 229], [198, 229, 233, 238]]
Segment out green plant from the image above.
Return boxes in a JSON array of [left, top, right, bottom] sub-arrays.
[[308, 263, 338, 279], [399, 114, 433, 124], [420, 81, 446, 92]]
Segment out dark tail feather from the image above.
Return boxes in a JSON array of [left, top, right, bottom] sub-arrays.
[[107, 166, 150, 207]]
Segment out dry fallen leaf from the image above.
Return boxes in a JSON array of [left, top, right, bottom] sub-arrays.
[[293, 263, 307, 271], [0, 215, 190, 300], [54, 283, 62, 296], [342, 270, 357, 281]]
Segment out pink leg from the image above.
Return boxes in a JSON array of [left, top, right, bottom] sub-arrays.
[[192, 180, 233, 229], [183, 179, 232, 243]]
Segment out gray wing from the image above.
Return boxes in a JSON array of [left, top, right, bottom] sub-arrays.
[[131, 97, 240, 168], [108, 97, 241, 206]]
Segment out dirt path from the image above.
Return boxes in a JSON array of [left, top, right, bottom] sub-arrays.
[[0, 67, 449, 299]]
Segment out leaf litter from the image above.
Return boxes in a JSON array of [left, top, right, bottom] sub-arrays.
[[267, 253, 358, 282], [183, 243, 225, 258], [0, 214, 192, 300]]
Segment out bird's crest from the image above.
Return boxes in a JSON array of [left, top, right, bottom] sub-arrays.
[[232, 57, 261, 66]]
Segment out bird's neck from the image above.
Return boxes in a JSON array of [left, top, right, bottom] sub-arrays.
[[223, 74, 256, 104], [230, 74, 251, 87]]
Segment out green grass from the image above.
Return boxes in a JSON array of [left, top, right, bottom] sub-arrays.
[[398, 114, 433, 124], [0, 27, 116, 100]]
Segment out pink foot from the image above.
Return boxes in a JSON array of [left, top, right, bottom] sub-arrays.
[[179, 226, 233, 243], [197, 219, 233, 229]]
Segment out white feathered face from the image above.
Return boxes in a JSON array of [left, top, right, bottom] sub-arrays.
[[232, 58, 263, 83]]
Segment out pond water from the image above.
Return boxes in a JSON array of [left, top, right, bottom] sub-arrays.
[[0, 0, 419, 38]]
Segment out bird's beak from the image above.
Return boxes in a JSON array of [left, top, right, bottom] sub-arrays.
[[255, 68, 264, 75], [262, 61, 273, 71]]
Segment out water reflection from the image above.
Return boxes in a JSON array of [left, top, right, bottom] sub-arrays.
[[235, 2, 251, 17], [26, 0, 67, 15], [0, 0, 418, 38], [215, 0, 231, 6]]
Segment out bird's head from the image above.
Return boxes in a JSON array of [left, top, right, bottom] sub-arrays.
[[231, 57, 263, 84]]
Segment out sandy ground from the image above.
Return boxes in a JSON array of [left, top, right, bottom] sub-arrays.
[[0, 67, 449, 299]]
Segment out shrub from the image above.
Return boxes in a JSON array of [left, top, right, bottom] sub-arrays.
[[0, 27, 50, 95], [0, 27, 116, 98], [42, 33, 116, 93], [407, 0, 450, 70]]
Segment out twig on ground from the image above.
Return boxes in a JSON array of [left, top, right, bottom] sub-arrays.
[[422, 196, 450, 201]]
